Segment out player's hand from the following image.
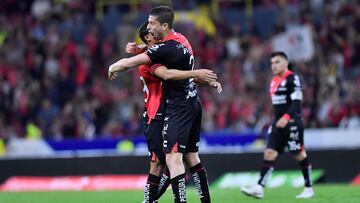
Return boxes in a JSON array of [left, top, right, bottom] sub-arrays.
[[125, 42, 146, 54], [275, 117, 289, 128], [194, 69, 217, 83], [209, 81, 222, 94], [125, 42, 139, 54], [108, 65, 118, 80]]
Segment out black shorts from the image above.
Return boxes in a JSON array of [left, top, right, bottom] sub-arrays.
[[143, 119, 165, 164], [162, 101, 202, 154], [266, 120, 304, 154]]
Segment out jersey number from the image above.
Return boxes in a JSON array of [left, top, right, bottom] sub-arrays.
[[186, 55, 197, 99], [140, 76, 149, 103]]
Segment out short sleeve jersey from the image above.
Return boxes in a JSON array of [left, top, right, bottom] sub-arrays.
[[146, 31, 197, 103], [270, 70, 303, 120]]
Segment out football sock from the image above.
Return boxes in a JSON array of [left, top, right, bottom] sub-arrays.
[[157, 168, 171, 199], [299, 157, 312, 187], [258, 160, 275, 187], [171, 173, 187, 203], [144, 174, 161, 203], [189, 163, 211, 203]]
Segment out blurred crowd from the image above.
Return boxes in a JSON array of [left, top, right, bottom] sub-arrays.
[[0, 0, 359, 140]]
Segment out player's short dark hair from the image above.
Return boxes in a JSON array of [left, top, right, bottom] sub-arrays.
[[150, 6, 174, 29], [271, 51, 288, 60], [271, 51, 295, 70], [138, 21, 149, 44]]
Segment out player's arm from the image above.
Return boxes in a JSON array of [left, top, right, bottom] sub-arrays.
[[194, 77, 223, 94], [153, 65, 217, 82], [108, 53, 151, 80], [276, 75, 303, 128]]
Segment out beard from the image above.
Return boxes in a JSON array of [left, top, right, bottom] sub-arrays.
[[149, 29, 163, 41]]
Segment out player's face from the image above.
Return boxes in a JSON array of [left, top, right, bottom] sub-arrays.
[[147, 15, 164, 41], [271, 56, 288, 76], [144, 32, 159, 47]]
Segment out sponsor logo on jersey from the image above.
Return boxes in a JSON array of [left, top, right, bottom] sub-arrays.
[[288, 141, 301, 151], [290, 131, 299, 140], [271, 94, 287, 104], [162, 124, 168, 137]]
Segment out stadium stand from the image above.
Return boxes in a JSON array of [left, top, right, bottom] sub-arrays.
[[0, 0, 359, 142]]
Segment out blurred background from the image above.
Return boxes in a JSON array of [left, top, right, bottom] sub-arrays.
[[0, 0, 359, 192]]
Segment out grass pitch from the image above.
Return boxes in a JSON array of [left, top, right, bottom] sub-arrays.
[[0, 184, 358, 203]]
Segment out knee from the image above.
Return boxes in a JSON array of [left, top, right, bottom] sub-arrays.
[[264, 149, 278, 160], [184, 152, 201, 168], [166, 153, 183, 169], [294, 150, 307, 161], [150, 158, 166, 176]]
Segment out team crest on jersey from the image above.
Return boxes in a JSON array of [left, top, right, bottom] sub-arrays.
[[280, 80, 287, 87]]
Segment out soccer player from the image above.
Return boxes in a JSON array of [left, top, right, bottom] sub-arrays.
[[108, 6, 214, 203], [241, 52, 315, 199], [138, 21, 171, 203], [135, 21, 221, 203]]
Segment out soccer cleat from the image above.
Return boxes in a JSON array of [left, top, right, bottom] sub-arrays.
[[241, 184, 264, 199], [296, 187, 314, 199]]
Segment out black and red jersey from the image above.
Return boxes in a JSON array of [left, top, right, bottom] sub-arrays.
[[270, 70, 303, 121], [138, 64, 164, 124], [146, 31, 197, 104]]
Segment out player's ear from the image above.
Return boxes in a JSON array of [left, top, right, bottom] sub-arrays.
[[162, 23, 169, 31]]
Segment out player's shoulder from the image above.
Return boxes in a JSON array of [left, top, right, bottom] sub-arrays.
[[286, 72, 301, 81], [286, 72, 302, 88], [173, 31, 188, 41], [147, 43, 166, 54]]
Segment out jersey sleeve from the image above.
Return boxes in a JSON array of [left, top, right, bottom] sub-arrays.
[[150, 63, 164, 75], [288, 74, 303, 101], [146, 43, 167, 64], [285, 74, 303, 119]]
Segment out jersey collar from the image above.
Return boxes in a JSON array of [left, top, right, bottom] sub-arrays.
[[163, 30, 177, 42], [275, 70, 293, 80]]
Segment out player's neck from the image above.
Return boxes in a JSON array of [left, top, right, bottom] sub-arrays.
[[162, 29, 172, 39], [277, 69, 289, 77]]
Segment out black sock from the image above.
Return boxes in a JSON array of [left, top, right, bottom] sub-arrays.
[[171, 173, 187, 203], [189, 163, 211, 203], [299, 157, 312, 187], [157, 168, 171, 199], [257, 160, 275, 187], [144, 174, 161, 203]]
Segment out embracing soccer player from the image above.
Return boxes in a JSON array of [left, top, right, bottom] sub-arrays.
[[108, 6, 219, 203], [134, 21, 220, 203], [241, 51, 315, 199]]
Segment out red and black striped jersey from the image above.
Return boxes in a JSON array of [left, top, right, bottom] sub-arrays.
[[138, 64, 164, 124], [270, 70, 303, 120]]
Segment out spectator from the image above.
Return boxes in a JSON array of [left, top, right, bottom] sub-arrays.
[[0, 0, 358, 141]]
